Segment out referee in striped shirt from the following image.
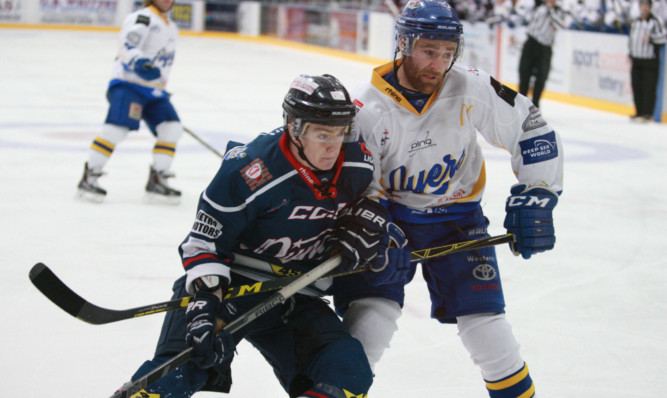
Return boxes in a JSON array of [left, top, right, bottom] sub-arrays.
[[629, 0, 667, 122], [518, 0, 566, 108]]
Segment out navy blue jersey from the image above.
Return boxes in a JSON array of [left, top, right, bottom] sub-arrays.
[[179, 127, 374, 293]]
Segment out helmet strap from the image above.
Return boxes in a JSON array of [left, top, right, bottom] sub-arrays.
[[287, 127, 325, 172]]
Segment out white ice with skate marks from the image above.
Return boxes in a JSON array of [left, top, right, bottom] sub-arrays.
[[1, 28, 666, 397]]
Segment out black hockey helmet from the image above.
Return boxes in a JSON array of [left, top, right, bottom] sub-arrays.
[[282, 74, 358, 143]]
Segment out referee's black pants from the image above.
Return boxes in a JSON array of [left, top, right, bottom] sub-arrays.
[[630, 57, 660, 118], [518, 35, 552, 108]]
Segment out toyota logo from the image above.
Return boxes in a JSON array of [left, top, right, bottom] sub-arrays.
[[472, 264, 497, 281]]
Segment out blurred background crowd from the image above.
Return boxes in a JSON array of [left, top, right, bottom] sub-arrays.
[[265, 0, 665, 34]]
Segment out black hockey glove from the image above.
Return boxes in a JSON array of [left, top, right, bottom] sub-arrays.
[[504, 184, 558, 259], [363, 222, 412, 286], [133, 58, 161, 81], [335, 198, 390, 271], [185, 290, 235, 369]]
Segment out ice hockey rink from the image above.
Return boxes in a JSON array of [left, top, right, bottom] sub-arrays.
[[1, 27, 666, 397]]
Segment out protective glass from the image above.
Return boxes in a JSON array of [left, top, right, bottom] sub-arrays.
[[291, 119, 358, 143], [299, 123, 349, 144], [399, 35, 464, 65]]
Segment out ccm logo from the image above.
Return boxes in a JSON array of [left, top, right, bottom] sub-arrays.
[[507, 196, 552, 208], [288, 204, 346, 220]]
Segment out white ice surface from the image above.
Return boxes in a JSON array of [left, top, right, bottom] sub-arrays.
[[1, 29, 666, 397]]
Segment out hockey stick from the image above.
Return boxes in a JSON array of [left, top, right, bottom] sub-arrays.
[[183, 126, 224, 159], [109, 255, 343, 398], [29, 233, 514, 325]]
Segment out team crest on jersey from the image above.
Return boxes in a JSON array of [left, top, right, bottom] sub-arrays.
[[241, 158, 273, 191], [128, 102, 142, 120], [389, 149, 466, 195], [343, 390, 367, 398], [224, 145, 248, 160], [254, 229, 332, 264]]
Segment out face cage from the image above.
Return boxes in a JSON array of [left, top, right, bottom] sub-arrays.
[[289, 118, 359, 144]]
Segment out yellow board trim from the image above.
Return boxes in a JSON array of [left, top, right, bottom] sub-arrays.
[[0, 24, 662, 121]]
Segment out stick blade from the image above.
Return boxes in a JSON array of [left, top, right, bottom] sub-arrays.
[[29, 263, 86, 319]]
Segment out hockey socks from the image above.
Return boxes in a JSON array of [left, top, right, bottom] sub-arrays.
[[485, 363, 535, 398]]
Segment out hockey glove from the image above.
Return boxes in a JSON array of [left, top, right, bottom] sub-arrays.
[[364, 222, 412, 286], [133, 58, 161, 81], [335, 197, 389, 271], [504, 184, 558, 259], [185, 290, 235, 369]]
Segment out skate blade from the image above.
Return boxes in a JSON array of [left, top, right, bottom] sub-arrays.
[[143, 192, 181, 206], [75, 189, 105, 203]]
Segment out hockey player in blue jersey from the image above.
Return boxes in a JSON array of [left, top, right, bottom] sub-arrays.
[[77, 0, 184, 204], [118, 74, 412, 398], [332, 1, 563, 397]]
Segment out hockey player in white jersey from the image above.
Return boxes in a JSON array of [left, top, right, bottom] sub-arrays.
[[77, 0, 183, 204], [332, 1, 564, 397]]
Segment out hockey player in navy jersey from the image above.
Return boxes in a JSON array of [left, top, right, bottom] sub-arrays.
[[77, 0, 184, 204], [332, 1, 564, 397], [118, 74, 412, 398]]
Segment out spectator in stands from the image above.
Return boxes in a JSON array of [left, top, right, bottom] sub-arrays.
[[603, 0, 631, 33], [486, 0, 531, 27], [569, 0, 605, 30], [518, 0, 567, 107], [628, 0, 666, 122]]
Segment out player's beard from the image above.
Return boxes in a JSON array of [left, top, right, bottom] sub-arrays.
[[402, 57, 446, 95]]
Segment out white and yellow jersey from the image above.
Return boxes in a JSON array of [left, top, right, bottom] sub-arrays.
[[110, 5, 178, 89], [352, 61, 564, 218]]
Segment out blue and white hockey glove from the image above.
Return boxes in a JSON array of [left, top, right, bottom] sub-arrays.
[[364, 222, 411, 286], [335, 197, 389, 271], [185, 291, 235, 369], [504, 184, 559, 259], [133, 58, 161, 81]]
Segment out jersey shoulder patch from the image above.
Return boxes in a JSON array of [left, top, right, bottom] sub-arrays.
[[240, 158, 273, 191], [489, 76, 517, 107], [342, 140, 374, 166], [136, 14, 150, 26]]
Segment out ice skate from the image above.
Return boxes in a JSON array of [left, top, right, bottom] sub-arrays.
[[76, 162, 106, 203], [144, 166, 181, 205]]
